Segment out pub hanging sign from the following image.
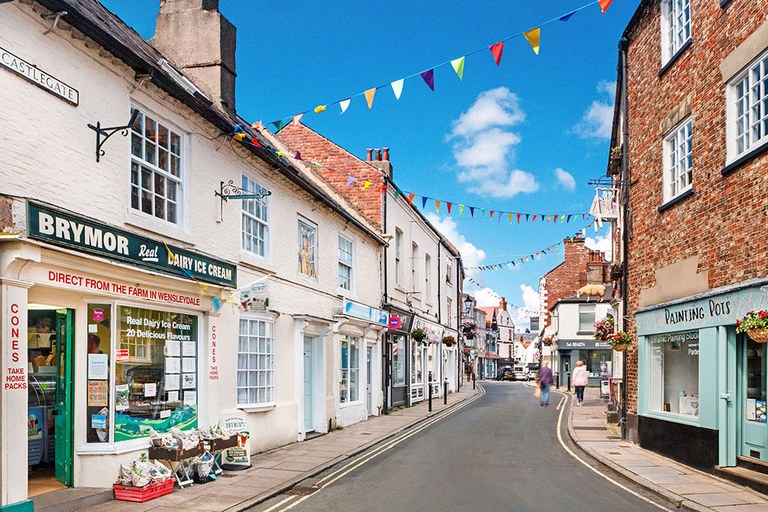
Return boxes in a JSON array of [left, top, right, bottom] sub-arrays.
[[27, 202, 237, 287]]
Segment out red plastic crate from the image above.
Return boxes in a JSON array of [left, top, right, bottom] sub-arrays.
[[113, 479, 174, 502]]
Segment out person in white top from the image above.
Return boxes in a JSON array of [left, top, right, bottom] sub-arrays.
[[572, 360, 589, 406]]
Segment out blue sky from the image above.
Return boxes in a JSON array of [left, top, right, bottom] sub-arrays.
[[101, 0, 638, 329]]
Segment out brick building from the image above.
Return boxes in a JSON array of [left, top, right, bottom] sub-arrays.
[[609, 0, 768, 480]]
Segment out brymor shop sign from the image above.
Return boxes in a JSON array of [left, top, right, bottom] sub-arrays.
[[27, 202, 236, 287]]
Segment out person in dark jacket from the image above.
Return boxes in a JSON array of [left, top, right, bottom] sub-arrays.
[[537, 362, 554, 407]]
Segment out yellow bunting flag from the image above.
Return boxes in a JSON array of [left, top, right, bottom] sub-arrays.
[[363, 181, 372, 190], [232, 133, 246, 141], [435, 200, 441, 213], [523, 27, 540, 55], [364, 88, 376, 109], [451, 56, 465, 80], [508, 213, 513, 223], [314, 105, 327, 114], [459, 204, 464, 215]]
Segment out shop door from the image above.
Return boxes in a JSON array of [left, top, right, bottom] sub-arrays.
[[303, 337, 314, 432], [366, 347, 372, 415], [54, 309, 74, 486], [740, 335, 768, 461]]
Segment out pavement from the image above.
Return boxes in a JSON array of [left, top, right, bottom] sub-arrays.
[[80, 385, 482, 512], [78, 381, 768, 512], [568, 386, 768, 511]]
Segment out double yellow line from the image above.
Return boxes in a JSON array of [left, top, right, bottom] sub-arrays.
[[262, 388, 485, 512]]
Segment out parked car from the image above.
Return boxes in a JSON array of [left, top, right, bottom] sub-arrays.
[[513, 365, 529, 382], [528, 370, 538, 381], [498, 367, 515, 381]]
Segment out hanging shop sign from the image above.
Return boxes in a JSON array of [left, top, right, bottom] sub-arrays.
[[1, 46, 79, 105], [27, 202, 236, 287], [343, 300, 388, 326], [239, 278, 268, 311], [412, 317, 444, 344]]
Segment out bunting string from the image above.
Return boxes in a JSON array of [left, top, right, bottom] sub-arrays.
[[464, 223, 594, 270], [264, 0, 613, 128], [232, 131, 590, 223], [464, 278, 541, 317]]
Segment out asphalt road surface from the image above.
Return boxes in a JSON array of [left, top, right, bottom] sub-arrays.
[[252, 382, 675, 512]]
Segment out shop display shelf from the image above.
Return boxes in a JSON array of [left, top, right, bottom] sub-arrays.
[[148, 444, 204, 461], [113, 479, 174, 502]]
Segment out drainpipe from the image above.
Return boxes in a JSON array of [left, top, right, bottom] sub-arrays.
[[619, 35, 630, 441], [383, 176, 389, 413]]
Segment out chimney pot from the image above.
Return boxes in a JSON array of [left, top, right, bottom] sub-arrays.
[[366, 148, 373, 161], [375, 148, 382, 161], [383, 147, 389, 161]]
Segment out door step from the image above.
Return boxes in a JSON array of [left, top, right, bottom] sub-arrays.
[[716, 463, 768, 496], [31, 488, 113, 512]]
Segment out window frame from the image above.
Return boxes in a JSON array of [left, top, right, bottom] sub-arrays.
[[411, 242, 418, 293], [129, 106, 185, 227], [726, 50, 768, 164], [339, 336, 361, 404], [662, 116, 693, 205], [395, 229, 403, 286], [236, 317, 275, 408], [241, 174, 270, 259], [337, 233, 354, 293], [660, 0, 691, 66], [578, 304, 596, 333], [298, 217, 318, 279], [424, 254, 432, 305]]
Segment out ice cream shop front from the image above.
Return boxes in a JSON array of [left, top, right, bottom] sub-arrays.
[[1, 201, 236, 510]]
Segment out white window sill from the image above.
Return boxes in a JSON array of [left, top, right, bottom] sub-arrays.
[[238, 403, 276, 413], [124, 211, 191, 245], [238, 251, 275, 273], [76, 437, 150, 456], [641, 410, 700, 427], [339, 400, 364, 409]]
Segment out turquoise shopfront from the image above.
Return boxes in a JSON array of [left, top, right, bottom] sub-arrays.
[[635, 278, 768, 470]]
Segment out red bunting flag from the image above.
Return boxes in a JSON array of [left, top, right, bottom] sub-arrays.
[[517, 213, 521, 223], [295, 151, 302, 160], [408, 193, 416, 205], [490, 210, 495, 219], [489, 41, 505, 65], [251, 138, 261, 147], [532, 214, 537, 222], [598, 0, 612, 13], [447, 202, 453, 214]]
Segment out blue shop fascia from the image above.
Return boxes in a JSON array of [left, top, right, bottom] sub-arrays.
[[632, 277, 768, 471]]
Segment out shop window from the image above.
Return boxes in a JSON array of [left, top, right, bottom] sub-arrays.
[[340, 336, 359, 403], [298, 218, 317, 278], [338, 234, 353, 291], [86, 304, 112, 443], [411, 341, 424, 385], [391, 335, 406, 387], [584, 350, 611, 378], [241, 174, 270, 258], [237, 318, 274, 406], [745, 337, 766, 423], [395, 229, 403, 286], [129, 107, 183, 225], [660, 0, 691, 65], [579, 305, 596, 333], [115, 306, 198, 442], [649, 331, 699, 416], [727, 49, 768, 161], [446, 258, 453, 284]]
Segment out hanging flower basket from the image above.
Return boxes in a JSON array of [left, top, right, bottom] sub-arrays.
[[442, 335, 456, 347], [411, 327, 428, 343], [607, 331, 634, 352], [594, 315, 615, 341], [541, 336, 554, 347], [737, 310, 768, 343]]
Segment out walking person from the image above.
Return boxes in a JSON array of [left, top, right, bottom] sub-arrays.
[[537, 361, 554, 407], [572, 360, 588, 406]]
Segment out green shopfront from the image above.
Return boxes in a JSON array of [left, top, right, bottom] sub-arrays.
[[634, 278, 768, 470], [2, 201, 237, 505]]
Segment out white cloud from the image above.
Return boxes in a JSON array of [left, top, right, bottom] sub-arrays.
[[424, 213, 486, 275], [554, 167, 576, 191], [449, 87, 539, 198], [585, 233, 612, 260], [511, 284, 541, 330], [573, 80, 616, 140], [474, 287, 501, 307]]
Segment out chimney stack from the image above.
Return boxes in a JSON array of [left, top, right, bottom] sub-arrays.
[[366, 146, 394, 179], [500, 297, 508, 311], [152, 0, 237, 114]]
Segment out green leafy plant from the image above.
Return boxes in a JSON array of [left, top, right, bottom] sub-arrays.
[[594, 315, 615, 341], [606, 331, 635, 348], [736, 310, 768, 333], [541, 336, 554, 346], [442, 335, 456, 347], [411, 327, 428, 343]]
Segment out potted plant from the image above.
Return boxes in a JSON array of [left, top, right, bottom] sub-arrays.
[[541, 336, 554, 346], [442, 335, 456, 347], [411, 327, 428, 344], [594, 315, 615, 341], [736, 310, 768, 343], [462, 322, 476, 339], [607, 331, 635, 352]]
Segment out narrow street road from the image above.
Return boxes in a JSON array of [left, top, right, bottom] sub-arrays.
[[252, 382, 675, 512]]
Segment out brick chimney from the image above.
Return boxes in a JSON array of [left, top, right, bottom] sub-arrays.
[[499, 297, 507, 311], [152, 0, 237, 114], [366, 146, 393, 179]]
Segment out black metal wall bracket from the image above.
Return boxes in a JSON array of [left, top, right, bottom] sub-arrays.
[[215, 180, 272, 222], [87, 109, 139, 163]]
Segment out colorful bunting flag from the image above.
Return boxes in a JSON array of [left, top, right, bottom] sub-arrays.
[[363, 181, 372, 190], [489, 41, 504, 65], [346, 176, 356, 186], [408, 193, 416, 205], [295, 151, 302, 160], [459, 204, 464, 216], [292, 114, 303, 126], [435, 199, 441, 213], [340, 99, 351, 114], [469, 207, 475, 217], [364, 88, 376, 109], [251, 120, 263, 131], [421, 196, 428, 209], [314, 105, 327, 114], [272, 119, 287, 131], [451, 56, 465, 80], [447, 202, 453, 215], [599, 0, 613, 13], [523, 27, 541, 55], [232, 133, 246, 141], [420, 69, 435, 91], [391, 79, 404, 100], [559, 10, 576, 21]]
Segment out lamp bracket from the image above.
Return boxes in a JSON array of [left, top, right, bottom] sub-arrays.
[[215, 180, 272, 222], [87, 109, 139, 163]]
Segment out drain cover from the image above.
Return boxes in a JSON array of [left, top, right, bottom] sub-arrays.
[[286, 486, 319, 496]]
